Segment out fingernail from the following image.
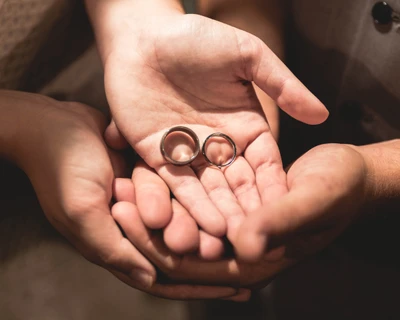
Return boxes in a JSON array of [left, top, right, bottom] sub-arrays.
[[131, 269, 153, 288]]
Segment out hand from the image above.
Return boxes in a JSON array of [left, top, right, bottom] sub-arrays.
[[4, 90, 239, 300], [111, 144, 367, 292], [102, 8, 328, 240], [112, 163, 295, 294], [235, 144, 369, 262]]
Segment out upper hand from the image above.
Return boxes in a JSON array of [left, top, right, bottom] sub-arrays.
[[104, 12, 328, 239]]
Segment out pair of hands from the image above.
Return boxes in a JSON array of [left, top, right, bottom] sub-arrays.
[[102, 12, 369, 297], [11, 89, 367, 301], [7, 12, 370, 300]]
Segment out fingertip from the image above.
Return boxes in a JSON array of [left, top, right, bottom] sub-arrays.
[[235, 226, 267, 263], [198, 231, 225, 261], [134, 163, 172, 229], [113, 178, 135, 203], [306, 104, 330, 125], [111, 201, 137, 222], [203, 214, 227, 238], [139, 194, 172, 229], [164, 216, 200, 255]]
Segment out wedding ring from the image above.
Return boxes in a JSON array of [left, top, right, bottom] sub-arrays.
[[202, 132, 237, 168], [160, 126, 200, 166]]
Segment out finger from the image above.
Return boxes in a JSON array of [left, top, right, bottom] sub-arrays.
[[221, 289, 252, 302], [224, 156, 262, 214], [112, 200, 180, 272], [193, 162, 245, 241], [113, 199, 230, 283], [157, 164, 227, 237], [111, 270, 239, 300], [62, 200, 156, 288], [133, 161, 172, 229], [174, 254, 294, 287], [108, 149, 128, 178], [235, 181, 333, 262], [238, 31, 329, 124], [114, 200, 292, 286], [164, 199, 200, 254], [105, 119, 129, 150], [113, 178, 135, 203], [244, 131, 288, 205], [198, 230, 225, 261]]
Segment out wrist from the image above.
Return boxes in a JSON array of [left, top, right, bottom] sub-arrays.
[[85, 0, 185, 64], [352, 139, 400, 203]]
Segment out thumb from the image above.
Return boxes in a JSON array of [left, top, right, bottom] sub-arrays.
[[105, 119, 129, 150], [235, 184, 329, 262], [240, 32, 329, 124]]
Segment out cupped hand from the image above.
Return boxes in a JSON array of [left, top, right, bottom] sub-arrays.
[[113, 161, 295, 293], [235, 143, 369, 262], [104, 12, 327, 239], [113, 144, 368, 293], [7, 91, 238, 300]]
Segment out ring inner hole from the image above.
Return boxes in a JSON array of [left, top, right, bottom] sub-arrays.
[[164, 131, 197, 162], [204, 136, 234, 166]]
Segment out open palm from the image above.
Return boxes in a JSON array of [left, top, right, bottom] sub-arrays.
[[104, 13, 327, 239]]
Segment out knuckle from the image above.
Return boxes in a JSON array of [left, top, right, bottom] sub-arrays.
[[63, 190, 107, 223], [86, 246, 123, 272], [236, 32, 264, 79], [231, 176, 255, 197], [159, 255, 182, 277]]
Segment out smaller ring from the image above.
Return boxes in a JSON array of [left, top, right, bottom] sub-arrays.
[[160, 126, 200, 166], [202, 132, 237, 168]]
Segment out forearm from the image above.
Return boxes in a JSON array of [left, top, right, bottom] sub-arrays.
[[84, 0, 185, 63], [197, 0, 286, 139], [357, 139, 400, 203]]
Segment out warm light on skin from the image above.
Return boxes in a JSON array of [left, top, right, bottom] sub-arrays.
[[164, 131, 197, 162], [203, 136, 234, 167]]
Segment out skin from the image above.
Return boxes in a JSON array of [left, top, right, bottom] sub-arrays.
[[102, 0, 400, 299], [112, 164, 295, 291], [0, 90, 247, 300], [235, 141, 400, 262], [113, 139, 400, 296], [85, 0, 328, 243]]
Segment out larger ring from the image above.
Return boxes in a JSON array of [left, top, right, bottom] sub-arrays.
[[160, 126, 200, 166], [202, 132, 237, 168]]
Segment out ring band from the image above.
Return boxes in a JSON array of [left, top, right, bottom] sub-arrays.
[[160, 126, 200, 166], [202, 132, 237, 168]]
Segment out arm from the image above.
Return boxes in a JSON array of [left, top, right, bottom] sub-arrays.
[[84, 0, 185, 64], [197, 0, 287, 139], [357, 139, 400, 203]]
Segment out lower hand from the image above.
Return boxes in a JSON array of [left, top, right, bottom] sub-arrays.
[[113, 161, 295, 294], [5, 91, 239, 300], [235, 143, 370, 261], [112, 144, 369, 293]]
